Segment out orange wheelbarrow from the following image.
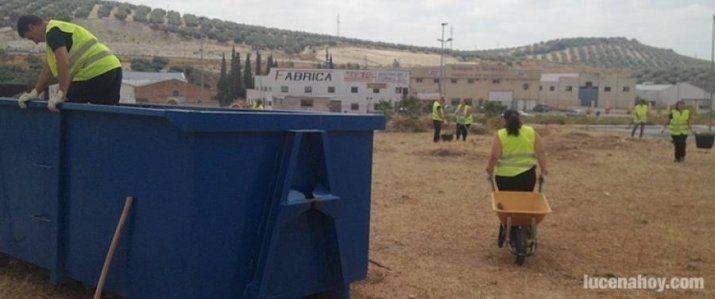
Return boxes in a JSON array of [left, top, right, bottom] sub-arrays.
[[489, 177, 551, 265]]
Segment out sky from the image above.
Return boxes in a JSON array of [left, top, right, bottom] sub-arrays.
[[123, 0, 715, 60]]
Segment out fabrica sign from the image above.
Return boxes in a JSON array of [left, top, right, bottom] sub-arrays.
[[276, 70, 333, 82]]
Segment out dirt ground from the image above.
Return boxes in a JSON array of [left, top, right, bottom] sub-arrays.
[[1, 126, 713, 298]]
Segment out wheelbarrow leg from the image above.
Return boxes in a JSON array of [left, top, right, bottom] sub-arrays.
[[505, 216, 512, 246], [529, 217, 538, 256]]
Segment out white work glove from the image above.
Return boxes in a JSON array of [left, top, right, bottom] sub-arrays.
[[18, 89, 40, 109], [48, 90, 65, 112]]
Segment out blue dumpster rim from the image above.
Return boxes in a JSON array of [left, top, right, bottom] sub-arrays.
[[0, 98, 386, 132]]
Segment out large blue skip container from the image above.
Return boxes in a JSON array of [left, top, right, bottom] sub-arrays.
[[0, 98, 384, 298]]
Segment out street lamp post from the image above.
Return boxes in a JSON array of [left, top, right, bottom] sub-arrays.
[[710, 14, 714, 132], [437, 23, 452, 98]]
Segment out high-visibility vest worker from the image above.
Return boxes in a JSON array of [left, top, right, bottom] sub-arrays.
[[432, 100, 443, 121], [44, 20, 121, 82], [462, 104, 473, 125], [253, 103, 264, 110], [669, 109, 690, 136], [633, 104, 648, 123], [495, 125, 538, 177]]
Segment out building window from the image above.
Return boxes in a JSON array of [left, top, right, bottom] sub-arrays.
[[373, 88, 380, 93], [351, 103, 359, 110], [604, 86, 612, 92], [549, 86, 555, 91], [451, 99, 460, 106], [281, 86, 288, 93], [433, 79, 439, 84], [416, 78, 423, 83], [395, 87, 402, 94], [305, 86, 312, 93], [492, 79, 500, 84], [468, 79, 475, 84], [539, 85, 543, 91], [328, 86, 335, 93], [565, 86, 573, 92], [623, 86, 630, 92], [451, 79, 458, 84], [522, 83, 529, 90], [300, 100, 313, 107], [172, 90, 179, 96], [585, 82, 593, 87], [351, 86, 358, 93]]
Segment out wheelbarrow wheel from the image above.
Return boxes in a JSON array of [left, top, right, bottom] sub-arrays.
[[0, 253, 9, 267], [514, 228, 527, 266], [498, 224, 505, 248]]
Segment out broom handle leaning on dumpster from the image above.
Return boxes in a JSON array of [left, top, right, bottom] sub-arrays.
[[94, 196, 134, 299]]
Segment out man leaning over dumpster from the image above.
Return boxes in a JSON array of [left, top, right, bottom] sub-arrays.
[[16, 15, 122, 112]]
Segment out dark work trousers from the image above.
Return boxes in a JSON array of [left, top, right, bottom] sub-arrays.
[[66, 67, 123, 105], [433, 120, 442, 143], [495, 166, 536, 191], [631, 122, 645, 138], [455, 124, 471, 141], [672, 134, 688, 162]]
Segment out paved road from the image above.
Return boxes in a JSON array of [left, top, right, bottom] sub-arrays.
[[575, 124, 713, 142]]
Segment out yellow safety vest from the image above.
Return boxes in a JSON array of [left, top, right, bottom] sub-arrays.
[[669, 109, 690, 136], [253, 103, 264, 110], [456, 104, 465, 124], [496, 125, 537, 177], [633, 104, 648, 123], [45, 20, 121, 82], [463, 104, 473, 125], [432, 101, 443, 121]]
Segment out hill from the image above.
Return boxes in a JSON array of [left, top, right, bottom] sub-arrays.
[[0, 0, 712, 84]]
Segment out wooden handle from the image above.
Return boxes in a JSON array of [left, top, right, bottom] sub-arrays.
[[94, 196, 134, 299]]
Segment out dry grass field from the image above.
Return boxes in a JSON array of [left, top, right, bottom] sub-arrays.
[[1, 126, 713, 298]]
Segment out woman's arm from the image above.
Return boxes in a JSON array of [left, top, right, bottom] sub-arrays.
[[534, 132, 548, 177], [485, 134, 501, 177]]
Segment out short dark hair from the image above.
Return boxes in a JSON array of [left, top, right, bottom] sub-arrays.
[[17, 15, 43, 38], [502, 109, 522, 136]]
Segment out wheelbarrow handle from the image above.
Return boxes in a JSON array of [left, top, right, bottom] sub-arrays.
[[487, 176, 497, 192]]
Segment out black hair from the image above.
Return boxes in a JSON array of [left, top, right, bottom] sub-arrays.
[[502, 109, 522, 136], [17, 15, 43, 38]]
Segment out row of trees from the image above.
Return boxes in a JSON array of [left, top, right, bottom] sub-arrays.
[[215, 47, 279, 106]]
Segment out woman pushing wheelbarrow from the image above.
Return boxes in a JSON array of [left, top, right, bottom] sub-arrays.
[[485, 110, 551, 265]]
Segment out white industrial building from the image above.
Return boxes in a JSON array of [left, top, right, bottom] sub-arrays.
[[248, 68, 409, 113], [636, 82, 712, 108]]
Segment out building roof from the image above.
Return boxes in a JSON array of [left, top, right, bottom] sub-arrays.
[[540, 73, 579, 82], [688, 81, 715, 94], [635, 84, 673, 91], [123, 71, 186, 87]]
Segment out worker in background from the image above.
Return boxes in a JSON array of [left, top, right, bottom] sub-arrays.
[[15, 15, 122, 112], [486, 109, 548, 191], [455, 99, 473, 141], [253, 100, 264, 110], [661, 100, 692, 163], [432, 96, 447, 143], [631, 99, 649, 138]]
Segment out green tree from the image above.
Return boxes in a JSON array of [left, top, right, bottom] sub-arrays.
[[244, 53, 254, 90], [255, 51, 262, 76], [227, 46, 244, 99], [216, 53, 230, 106], [266, 54, 274, 74]]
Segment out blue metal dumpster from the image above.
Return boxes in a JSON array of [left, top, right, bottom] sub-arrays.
[[0, 98, 384, 298]]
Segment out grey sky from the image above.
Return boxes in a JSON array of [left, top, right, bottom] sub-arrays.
[[123, 0, 715, 60]]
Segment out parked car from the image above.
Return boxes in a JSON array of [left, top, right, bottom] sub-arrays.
[[532, 104, 551, 112]]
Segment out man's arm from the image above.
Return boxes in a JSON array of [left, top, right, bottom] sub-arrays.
[[53, 46, 71, 96], [534, 133, 548, 177], [485, 134, 501, 177]]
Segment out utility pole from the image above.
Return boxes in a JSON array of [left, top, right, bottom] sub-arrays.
[[200, 37, 204, 104], [710, 14, 714, 132], [437, 22, 452, 98]]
